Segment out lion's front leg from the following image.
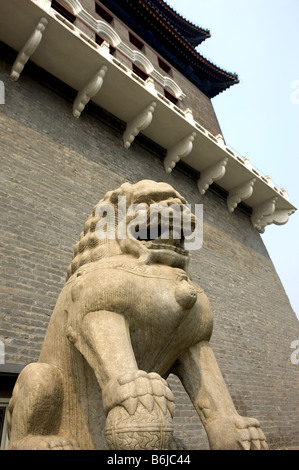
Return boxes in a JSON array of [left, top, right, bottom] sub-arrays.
[[173, 341, 268, 450], [69, 310, 175, 450]]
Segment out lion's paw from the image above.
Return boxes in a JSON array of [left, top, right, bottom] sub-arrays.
[[7, 435, 81, 450], [205, 415, 268, 450], [102, 370, 175, 417]]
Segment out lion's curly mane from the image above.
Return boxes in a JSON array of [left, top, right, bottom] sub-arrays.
[[66, 185, 126, 281]]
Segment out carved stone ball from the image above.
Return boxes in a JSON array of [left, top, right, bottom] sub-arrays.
[[105, 402, 174, 450]]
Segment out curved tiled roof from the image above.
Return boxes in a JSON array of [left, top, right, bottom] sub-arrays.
[[100, 0, 239, 97], [147, 0, 211, 47]]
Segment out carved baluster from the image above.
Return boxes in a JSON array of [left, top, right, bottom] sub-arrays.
[[227, 178, 256, 213], [197, 158, 228, 195], [123, 102, 157, 149], [164, 132, 196, 174], [10, 17, 48, 81], [73, 65, 108, 118]]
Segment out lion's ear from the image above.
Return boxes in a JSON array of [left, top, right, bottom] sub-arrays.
[[108, 182, 132, 205], [108, 191, 120, 205]]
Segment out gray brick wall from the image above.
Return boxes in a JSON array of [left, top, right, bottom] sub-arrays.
[[0, 53, 298, 450]]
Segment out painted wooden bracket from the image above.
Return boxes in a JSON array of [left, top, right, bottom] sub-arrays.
[[227, 178, 256, 213], [164, 132, 196, 174], [73, 65, 108, 118], [10, 17, 48, 81], [251, 197, 295, 232], [197, 157, 228, 195], [123, 102, 157, 149]]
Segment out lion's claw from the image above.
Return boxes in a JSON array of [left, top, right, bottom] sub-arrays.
[[236, 416, 268, 450], [206, 415, 268, 450]]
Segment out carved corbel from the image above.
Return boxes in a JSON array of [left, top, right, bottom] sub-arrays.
[[10, 17, 48, 81], [73, 65, 108, 118], [123, 102, 157, 149], [265, 208, 296, 228], [227, 178, 256, 213], [251, 197, 277, 232], [197, 158, 228, 195], [251, 197, 295, 232], [164, 132, 196, 174]]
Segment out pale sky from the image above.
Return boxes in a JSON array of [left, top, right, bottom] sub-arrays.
[[167, 0, 299, 318]]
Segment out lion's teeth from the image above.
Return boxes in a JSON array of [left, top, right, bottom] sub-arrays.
[[149, 243, 187, 255]]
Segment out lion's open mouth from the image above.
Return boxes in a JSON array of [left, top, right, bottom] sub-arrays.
[[134, 225, 187, 255], [123, 197, 196, 267]]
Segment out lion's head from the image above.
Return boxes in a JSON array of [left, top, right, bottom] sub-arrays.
[[66, 180, 196, 280]]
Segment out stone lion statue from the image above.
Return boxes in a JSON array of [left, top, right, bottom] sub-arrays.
[[7, 180, 268, 450]]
